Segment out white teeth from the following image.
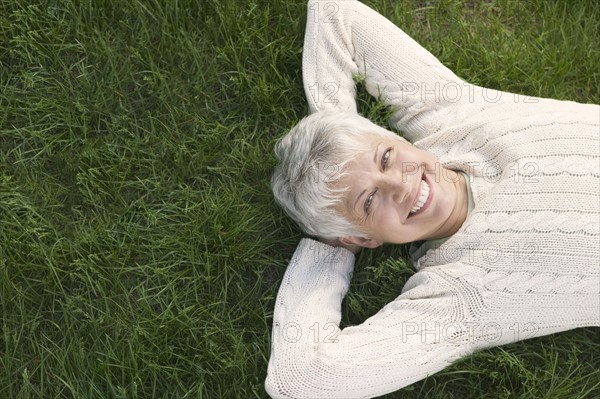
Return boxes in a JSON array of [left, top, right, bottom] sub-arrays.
[[410, 179, 430, 214]]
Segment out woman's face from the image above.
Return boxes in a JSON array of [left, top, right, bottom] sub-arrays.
[[335, 133, 468, 246]]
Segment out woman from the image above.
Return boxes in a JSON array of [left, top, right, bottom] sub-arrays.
[[266, 1, 599, 398]]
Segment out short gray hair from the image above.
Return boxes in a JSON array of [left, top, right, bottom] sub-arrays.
[[271, 111, 407, 240]]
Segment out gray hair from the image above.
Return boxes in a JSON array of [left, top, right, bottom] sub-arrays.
[[271, 111, 407, 240]]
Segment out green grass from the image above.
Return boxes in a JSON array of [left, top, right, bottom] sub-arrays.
[[1, 0, 598, 398]]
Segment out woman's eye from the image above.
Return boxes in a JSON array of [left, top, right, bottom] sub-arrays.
[[382, 148, 391, 169], [364, 192, 375, 214]]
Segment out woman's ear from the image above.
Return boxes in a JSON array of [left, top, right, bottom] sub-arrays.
[[340, 236, 383, 249]]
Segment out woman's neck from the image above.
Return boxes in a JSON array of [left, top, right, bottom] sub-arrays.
[[428, 171, 469, 240]]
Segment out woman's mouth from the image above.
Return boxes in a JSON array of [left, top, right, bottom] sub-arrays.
[[408, 174, 433, 218]]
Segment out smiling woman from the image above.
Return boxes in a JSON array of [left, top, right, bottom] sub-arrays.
[[266, 0, 599, 398], [332, 122, 469, 246], [273, 110, 469, 247]]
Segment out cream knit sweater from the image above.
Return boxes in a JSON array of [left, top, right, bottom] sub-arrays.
[[265, 1, 600, 398]]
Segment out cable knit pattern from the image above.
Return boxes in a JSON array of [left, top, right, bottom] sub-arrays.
[[266, 1, 600, 398]]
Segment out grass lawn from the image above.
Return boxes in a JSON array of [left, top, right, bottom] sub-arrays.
[[1, 0, 598, 398]]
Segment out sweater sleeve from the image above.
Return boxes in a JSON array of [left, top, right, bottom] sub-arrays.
[[302, 0, 600, 148], [264, 239, 473, 399], [302, 0, 468, 142]]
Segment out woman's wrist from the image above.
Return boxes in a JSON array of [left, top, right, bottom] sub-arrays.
[[319, 237, 362, 255]]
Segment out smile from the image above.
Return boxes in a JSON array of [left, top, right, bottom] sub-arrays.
[[408, 174, 433, 217]]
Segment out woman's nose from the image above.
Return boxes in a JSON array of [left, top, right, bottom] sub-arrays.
[[381, 176, 409, 203]]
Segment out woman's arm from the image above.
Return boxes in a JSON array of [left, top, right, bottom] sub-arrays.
[[303, 0, 468, 143], [302, 0, 600, 148], [265, 239, 473, 398]]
